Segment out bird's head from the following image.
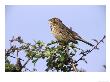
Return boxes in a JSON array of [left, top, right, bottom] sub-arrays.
[[48, 17, 62, 26]]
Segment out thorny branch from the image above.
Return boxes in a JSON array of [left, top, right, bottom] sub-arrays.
[[76, 35, 106, 63], [65, 45, 78, 72], [5, 35, 105, 72], [5, 36, 36, 71]]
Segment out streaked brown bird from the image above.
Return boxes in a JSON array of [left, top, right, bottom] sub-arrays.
[[48, 17, 94, 46]]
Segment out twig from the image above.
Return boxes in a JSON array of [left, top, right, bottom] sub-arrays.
[[71, 63, 78, 72], [6, 55, 24, 61], [24, 68, 31, 72], [65, 45, 78, 72], [76, 35, 105, 63], [22, 58, 31, 68], [22, 54, 36, 68]]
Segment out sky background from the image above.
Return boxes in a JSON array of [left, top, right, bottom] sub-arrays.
[[5, 5, 106, 72]]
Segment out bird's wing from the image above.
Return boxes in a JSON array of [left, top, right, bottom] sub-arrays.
[[63, 24, 82, 40]]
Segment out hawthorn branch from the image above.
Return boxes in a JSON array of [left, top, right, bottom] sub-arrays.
[[65, 45, 78, 72], [22, 58, 31, 68], [76, 35, 105, 63]]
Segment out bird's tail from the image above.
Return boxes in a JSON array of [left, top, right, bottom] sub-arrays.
[[78, 39, 94, 47]]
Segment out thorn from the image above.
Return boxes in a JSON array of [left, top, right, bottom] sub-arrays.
[[101, 40, 104, 43], [92, 39, 98, 44], [94, 46, 99, 50]]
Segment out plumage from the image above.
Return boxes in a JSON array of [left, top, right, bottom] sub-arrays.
[[48, 17, 94, 46]]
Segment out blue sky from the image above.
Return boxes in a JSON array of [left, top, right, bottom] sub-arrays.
[[5, 5, 106, 72]]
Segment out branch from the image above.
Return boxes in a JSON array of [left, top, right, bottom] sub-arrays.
[[22, 58, 31, 68], [65, 45, 78, 72], [22, 54, 36, 68], [71, 63, 78, 72], [76, 35, 105, 63]]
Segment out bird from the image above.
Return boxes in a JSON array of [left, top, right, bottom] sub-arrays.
[[48, 17, 94, 46]]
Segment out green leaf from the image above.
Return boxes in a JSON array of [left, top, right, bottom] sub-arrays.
[[35, 40, 45, 46], [59, 55, 65, 62], [32, 59, 38, 65], [44, 50, 51, 57], [5, 64, 16, 72]]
